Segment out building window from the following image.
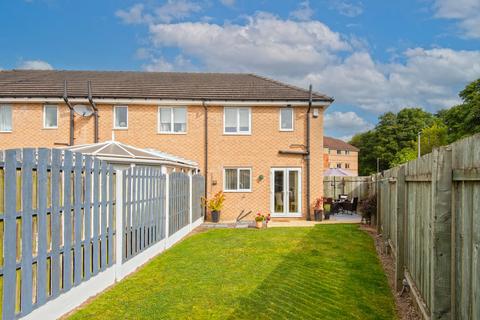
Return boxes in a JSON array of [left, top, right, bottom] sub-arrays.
[[346, 150, 350, 155], [224, 168, 251, 192], [323, 147, 329, 153], [345, 163, 350, 169], [336, 149, 341, 155], [43, 105, 58, 129], [114, 106, 128, 129], [224, 107, 251, 134], [158, 107, 187, 133], [0, 105, 12, 132], [280, 107, 293, 131], [336, 163, 342, 168]]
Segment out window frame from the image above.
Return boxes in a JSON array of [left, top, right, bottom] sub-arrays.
[[279, 107, 294, 131], [223, 107, 251, 135], [0, 104, 13, 133], [113, 105, 129, 130], [223, 167, 252, 192], [336, 163, 342, 168], [157, 106, 188, 134], [345, 163, 350, 169], [43, 105, 58, 129]]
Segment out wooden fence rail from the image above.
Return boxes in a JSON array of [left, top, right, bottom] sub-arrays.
[[376, 133, 480, 320], [0, 148, 204, 320]]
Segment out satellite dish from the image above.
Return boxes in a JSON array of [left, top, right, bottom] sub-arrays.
[[73, 104, 94, 117]]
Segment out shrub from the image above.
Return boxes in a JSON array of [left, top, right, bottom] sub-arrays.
[[202, 191, 225, 212]]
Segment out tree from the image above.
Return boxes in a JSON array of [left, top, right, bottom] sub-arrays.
[[420, 122, 448, 155], [438, 79, 480, 142]]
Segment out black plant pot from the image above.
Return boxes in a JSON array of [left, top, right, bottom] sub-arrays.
[[314, 210, 323, 221], [324, 212, 330, 220], [211, 210, 220, 223]]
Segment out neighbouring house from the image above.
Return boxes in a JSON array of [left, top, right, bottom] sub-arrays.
[[323, 136, 359, 176], [0, 70, 333, 221]]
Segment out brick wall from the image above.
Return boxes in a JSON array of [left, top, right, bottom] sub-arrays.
[[0, 103, 325, 221]]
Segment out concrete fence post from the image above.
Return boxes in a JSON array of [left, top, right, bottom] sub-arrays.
[[115, 169, 124, 281], [163, 167, 170, 241], [188, 171, 193, 231]]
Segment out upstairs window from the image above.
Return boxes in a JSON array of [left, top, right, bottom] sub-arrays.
[[337, 150, 341, 155], [224, 107, 251, 134], [345, 163, 350, 169], [346, 150, 350, 155], [0, 105, 12, 132], [224, 168, 251, 192], [336, 163, 342, 168], [158, 107, 187, 133], [114, 106, 128, 129], [44, 105, 58, 129], [280, 107, 294, 131]]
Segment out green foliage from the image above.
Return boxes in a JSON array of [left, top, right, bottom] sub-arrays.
[[352, 78, 479, 173], [438, 79, 480, 143], [68, 225, 397, 320]]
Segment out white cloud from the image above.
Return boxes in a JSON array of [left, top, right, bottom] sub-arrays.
[[116, 0, 202, 25], [433, 0, 480, 38], [330, 1, 363, 17], [149, 13, 350, 77], [220, 0, 235, 7], [116, 4, 148, 24], [290, 1, 314, 21], [324, 111, 373, 138], [143, 55, 196, 72], [18, 60, 53, 70]]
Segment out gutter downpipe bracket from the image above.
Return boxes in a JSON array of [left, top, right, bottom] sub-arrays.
[[63, 80, 75, 146], [87, 81, 100, 143]]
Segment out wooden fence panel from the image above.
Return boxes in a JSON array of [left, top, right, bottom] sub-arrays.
[[323, 176, 371, 201], [169, 172, 190, 235], [122, 166, 166, 263], [192, 174, 205, 221], [0, 149, 115, 319]]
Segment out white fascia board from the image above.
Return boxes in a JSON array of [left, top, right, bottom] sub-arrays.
[[0, 97, 331, 107]]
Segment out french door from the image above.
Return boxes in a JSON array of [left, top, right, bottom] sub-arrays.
[[270, 168, 302, 217]]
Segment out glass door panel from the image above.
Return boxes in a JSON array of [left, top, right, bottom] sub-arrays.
[[288, 170, 299, 214], [273, 170, 284, 214]]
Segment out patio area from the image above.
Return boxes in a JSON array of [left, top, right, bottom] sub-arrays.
[[67, 224, 395, 320]]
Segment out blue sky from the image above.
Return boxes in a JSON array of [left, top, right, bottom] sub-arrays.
[[1, 0, 479, 140]]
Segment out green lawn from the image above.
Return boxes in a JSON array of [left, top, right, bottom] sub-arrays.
[[68, 225, 396, 320]]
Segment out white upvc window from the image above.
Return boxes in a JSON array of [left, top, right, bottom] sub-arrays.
[[0, 105, 12, 132], [43, 105, 58, 129], [279, 107, 294, 131], [114, 106, 128, 129], [158, 107, 187, 133], [224, 168, 252, 192], [224, 107, 251, 135]]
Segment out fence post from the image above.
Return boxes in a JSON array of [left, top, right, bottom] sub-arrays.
[[431, 146, 453, 319], [395, 165, 406, 291], [163, 167, 170, 241], [376, 173, 382, 233], [188, 171, 193, 231], [115, 169, 124, 281]]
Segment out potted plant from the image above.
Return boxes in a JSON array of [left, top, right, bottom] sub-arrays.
[[313, 198, 323, 221], [202, 191, 225, 223], [359, 195, 376, 224], [254, 212, 271, 229], [323, 203, 331, 220]]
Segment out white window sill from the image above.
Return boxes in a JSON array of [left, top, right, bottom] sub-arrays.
[[223, 132, 252, 136], [113, 127, 128, 130], [157, 131, 187, 135], [279, 129, 294, 132], [42, 127, 58, 130], [0, 131, 12, 133]]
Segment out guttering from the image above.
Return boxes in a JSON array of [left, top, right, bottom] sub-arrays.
[[0, 97, 331, 107], [305, 84, 313, 221], [62, 80, 75, 146], [278, 150, 308, 155], [87, 81, 99, 143]]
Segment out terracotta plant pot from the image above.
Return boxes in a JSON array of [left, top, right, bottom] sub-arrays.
[[211, 210, 220, 223], [255, 220, 263, 229]]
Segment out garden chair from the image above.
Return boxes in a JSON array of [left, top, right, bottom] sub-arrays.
[[342, 197, 358, 214]]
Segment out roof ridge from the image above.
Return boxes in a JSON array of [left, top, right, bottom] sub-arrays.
[[248, 73, 333, 101]]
